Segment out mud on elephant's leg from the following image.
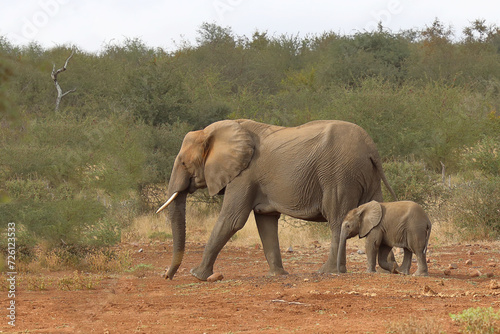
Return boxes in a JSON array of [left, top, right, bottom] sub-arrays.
[[255, 213, 288, 276]]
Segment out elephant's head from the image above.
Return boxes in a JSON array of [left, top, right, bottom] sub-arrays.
[[157, 120, 255, 279], [337, 201, 382, 272]]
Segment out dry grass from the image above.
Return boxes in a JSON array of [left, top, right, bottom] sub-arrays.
[[133, 197, 462, 250], [130, 197, 463, 252], [386, 316, 445, 334], [17, 246, 132, 274], [134, 203, 349, 249]]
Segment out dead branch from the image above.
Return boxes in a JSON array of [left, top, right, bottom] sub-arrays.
[[51, 50, 76, 111]]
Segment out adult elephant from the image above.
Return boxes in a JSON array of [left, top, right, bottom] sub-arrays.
[[157, 119, 396, 280]]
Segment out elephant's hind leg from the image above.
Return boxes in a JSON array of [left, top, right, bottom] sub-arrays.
[[413, 250, 429, 277], [255, 213, 288, 276], [397, 248, 412, 275], [378, 244, 398, 273]]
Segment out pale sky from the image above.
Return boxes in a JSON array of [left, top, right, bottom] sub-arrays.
[[1, 0, 499, 52]]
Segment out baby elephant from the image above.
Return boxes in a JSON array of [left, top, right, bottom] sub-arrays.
[[337, 200, 432, 276]]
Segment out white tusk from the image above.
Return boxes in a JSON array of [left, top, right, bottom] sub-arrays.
[[156, 192, 178, 214]]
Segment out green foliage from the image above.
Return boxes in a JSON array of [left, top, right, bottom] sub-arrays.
[[1, 19, 500, 254], [450, 307, 500, 334], [460, 137, 500, 177], [450, 177, 500, 240], [382, 159, 443, 206]]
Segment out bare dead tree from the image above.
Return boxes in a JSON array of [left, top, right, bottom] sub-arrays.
[[51, 50, 76, 111]]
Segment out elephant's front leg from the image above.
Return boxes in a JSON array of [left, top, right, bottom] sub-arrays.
[[255, 213, 288, 276], [191, 200, 252, 281], [319, 225, 343, 274], [365, 237, 379, 273]]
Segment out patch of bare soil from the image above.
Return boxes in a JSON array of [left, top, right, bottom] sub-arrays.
[[4, 241, 500, 333]]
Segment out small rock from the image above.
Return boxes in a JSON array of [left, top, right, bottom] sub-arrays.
[[448, 263, 458, 269], [427, 258, 431, 263], [486, 272, 494, 278], [465, 259, 473, 265], [489, 280, 500, 290], [286, 246, 294, 253], [423, 285, 437, 295], [467, 250, 474, 256], [444, 269, 451, 276], [488, 262, 496, 267], [207, 273, 224, 282], [469, 269, 481, 278], [138, 248, 144, 253], [303, 278, 310, 282], [357, 249, 366, 255]]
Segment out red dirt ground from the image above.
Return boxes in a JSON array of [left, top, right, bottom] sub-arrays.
[[4, 240, 500, 333]]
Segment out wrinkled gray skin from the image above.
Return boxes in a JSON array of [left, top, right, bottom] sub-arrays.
[[338, 201, 432, 276], [160, 119, 396, 281]]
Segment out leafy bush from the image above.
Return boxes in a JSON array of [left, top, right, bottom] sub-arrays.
[[460, 137, 500, 177], [450, 177, 500, 240], [0, 114, 148, 249], [382, 159, 443, 206], [450, 307, 500, 334]]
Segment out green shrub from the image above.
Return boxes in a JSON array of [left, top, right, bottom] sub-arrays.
[[460, 137, 500, 177], [0, 199, 106, 247], [450, 176, 500, 240], [382, 159, 444, 205], [450, 307, 500, 334]]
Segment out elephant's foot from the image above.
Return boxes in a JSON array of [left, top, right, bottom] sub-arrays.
[[319, 262, 342, 274], [190, 266, 213, 281], [268, 268, 289, 276], [413, 270, 429, 277], [396, 266, 410, 275]]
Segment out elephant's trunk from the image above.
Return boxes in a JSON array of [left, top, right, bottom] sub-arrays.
[[165, 191, 188, 280], [337, 230, 348, 273]]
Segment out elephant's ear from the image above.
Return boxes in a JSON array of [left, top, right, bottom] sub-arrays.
[[359, 201, 383, 238], [203, 120, 255, 196]]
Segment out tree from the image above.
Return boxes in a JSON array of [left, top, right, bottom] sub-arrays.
[[51, 50, 76, 111]]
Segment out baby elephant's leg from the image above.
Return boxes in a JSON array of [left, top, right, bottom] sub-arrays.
[[378, 244, 398, 273], [397, 248, 412, 275], [413, 250, 429, 276]]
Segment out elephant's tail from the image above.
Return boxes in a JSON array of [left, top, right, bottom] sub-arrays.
[[371, 157, 398, 201], [423, 221, 432, 255]]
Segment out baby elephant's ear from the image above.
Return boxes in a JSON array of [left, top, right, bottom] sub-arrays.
[[359, 201, 383, 238]]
